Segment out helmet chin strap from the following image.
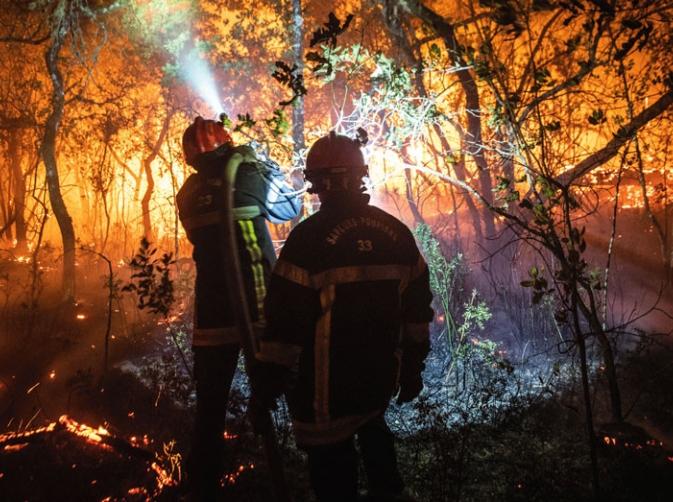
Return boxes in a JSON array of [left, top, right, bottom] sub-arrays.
[[305, 164, 368, 194], [308, 174, 367, 194]]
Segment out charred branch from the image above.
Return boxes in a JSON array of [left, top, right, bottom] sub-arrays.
[[558, 90, 673, 185]]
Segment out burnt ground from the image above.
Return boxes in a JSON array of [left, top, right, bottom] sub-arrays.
[[0, 234, 672, 501]]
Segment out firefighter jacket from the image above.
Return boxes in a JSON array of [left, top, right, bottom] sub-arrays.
[[257, 192, 434, 446], [176, 144, 302, 347]]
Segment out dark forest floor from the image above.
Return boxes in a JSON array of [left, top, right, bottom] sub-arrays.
[[1, 256, 673, 501]]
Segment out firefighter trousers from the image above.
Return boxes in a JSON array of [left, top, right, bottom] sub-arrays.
[[303, 415, 405, 502], [190, 344, 240, 500]]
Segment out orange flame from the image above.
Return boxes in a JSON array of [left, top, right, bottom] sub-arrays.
[[151, 461, 178, 490], [127, 486, 149, 496], [3, 443, 28, 452], [0, 422, 56, 443], [0, 415, 177, 496], [221, 462, 255, 486], [58, 415, 110, 445]]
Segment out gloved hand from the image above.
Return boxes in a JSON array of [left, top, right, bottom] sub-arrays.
[[396, 337, 428, 405], [248, 362, 287, 410], [396, 375, 423, 405]]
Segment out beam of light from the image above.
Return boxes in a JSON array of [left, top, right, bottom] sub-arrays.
[[132, 1, 225, 118], [178, 48, 225, 118]]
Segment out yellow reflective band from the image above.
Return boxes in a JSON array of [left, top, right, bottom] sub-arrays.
[[402, 322, 430, 343], [272, 262, 424, 292], [273, 259, 312, 288], [314, 285, 336, 423], [410, 254, 427, 281], [256, 341, 302, 367], [232, 205, 261, 220], [311, 265, 409, 289], [238, 219, 267, 322], [293, 410, 383, 446]]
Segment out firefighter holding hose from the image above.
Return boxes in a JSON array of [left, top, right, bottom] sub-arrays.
[[178, 116, 302, 500], [255, 132, 434, 502]]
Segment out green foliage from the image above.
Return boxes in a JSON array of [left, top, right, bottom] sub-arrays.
[[414, 223, 464, 339], [531, 67, 555, 93], [493, 175, 524, 207], [124, 0, 194, 61], [457, 291, 493, 344], [414, 224, 494, 372], [233, 113, 256, 132], [264, 108, 290, 137], [307, 44, 364, 82], [302, 12, 354, 80], [588, 109, 607, 125], [122, 238, 175, 317], [137, 328, 194, 406], [370, 53, 412, 97], [520, 265, 553, 305]]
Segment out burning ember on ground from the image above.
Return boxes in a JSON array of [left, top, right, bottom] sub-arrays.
[[223, 430, 239, 440], [58, 415, 111, 445], [0, 415, 178, 498], [221, 462, 255, 487], [602, 435, 664, 450]]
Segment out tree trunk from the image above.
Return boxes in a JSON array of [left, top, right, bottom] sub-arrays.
[[0, 168, 11, 241], [74, 162, 90, 241], [404, 165, 425, 225], [378, 7, 484, 242], [141, 111, 172, 243], [290, 0, 305, 157], [9, 129, 28, 252], [557, 90, 673, 184], [289, 0, 306, 228], [399, 1, 496, 238], [42, 29, 76, 300], [141, 159, 155, 244]]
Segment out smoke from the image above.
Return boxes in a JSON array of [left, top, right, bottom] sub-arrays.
[[130, 1, 225, 118], [178, 48, 225, 118]]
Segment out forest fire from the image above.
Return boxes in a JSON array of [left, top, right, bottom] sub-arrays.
[[601, 435, 663, 450], [223, 430, 239, 441], [0, 422, 56, 445], [150, 461, 178, 492], [58, 415, 111, 446], [1, 0, 673, 500], [2, 443, 27, 453], [0, 415, 177, 498]]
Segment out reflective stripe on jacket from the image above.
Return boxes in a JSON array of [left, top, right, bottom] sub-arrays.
[[259, 193, 433, 445], [176, 144, 302, 347]]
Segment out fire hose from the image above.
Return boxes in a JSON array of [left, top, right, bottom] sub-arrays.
[[218, 152, 292, 502]]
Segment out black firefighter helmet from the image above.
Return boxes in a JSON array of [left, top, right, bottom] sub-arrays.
[[304, 130, 368, 194]]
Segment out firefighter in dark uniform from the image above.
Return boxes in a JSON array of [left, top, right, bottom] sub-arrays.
[[177, 116, 302, 499], [255, 132, 434, 502]]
